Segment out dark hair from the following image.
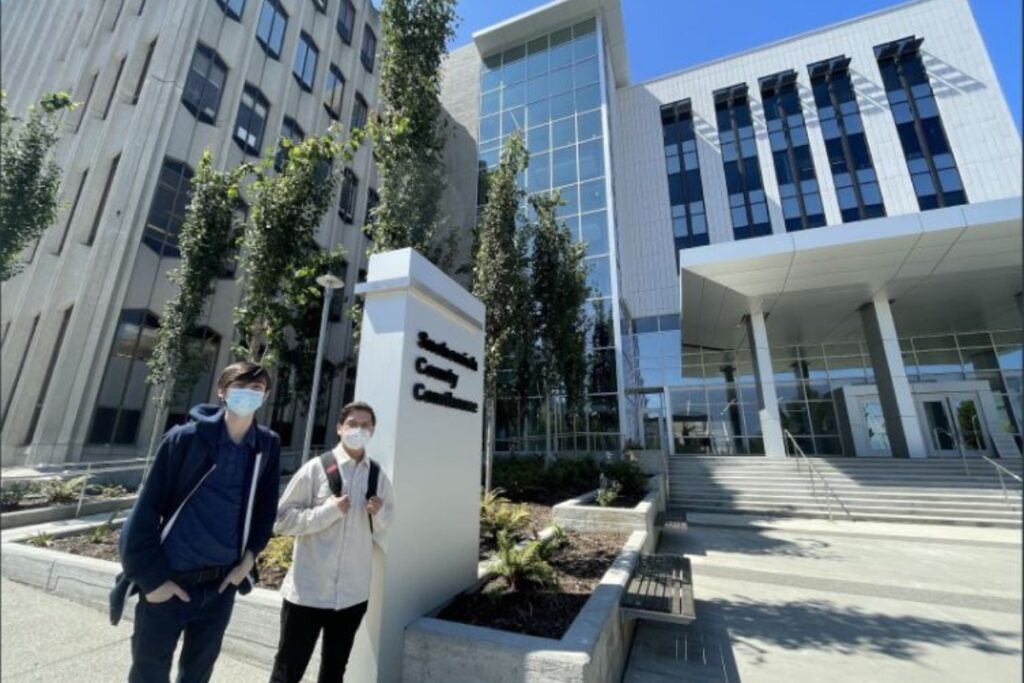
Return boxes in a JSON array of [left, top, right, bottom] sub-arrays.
[[338, 401, 377, 426], [217, 361, 271, 393]]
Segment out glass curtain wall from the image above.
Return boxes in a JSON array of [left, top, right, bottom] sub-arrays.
[[479, 17, 621, 453]]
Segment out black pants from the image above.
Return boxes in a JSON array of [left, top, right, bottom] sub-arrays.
[[269, 599, 368, 683], [129, 582, 236, 683]]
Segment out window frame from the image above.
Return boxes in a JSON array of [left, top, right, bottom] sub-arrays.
[[256, 0, 288, 60], [216, 0, 246, 20], [360, 25, 377, 72], [324, 64, 345, 119], [714, 85, 771, 241], [233, 83, 270, 156], [275, 116, 306, 171], [338, 168, 359, 223], [142, 157, 195, 257], [350, 92, 368, 132], [292, 31, 319, 91], [336, 0, 355, 44], [660, 99, 710, 258], [181, 42, 228, 124]]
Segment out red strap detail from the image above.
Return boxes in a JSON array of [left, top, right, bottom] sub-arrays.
[[325, 463, 339, 474]]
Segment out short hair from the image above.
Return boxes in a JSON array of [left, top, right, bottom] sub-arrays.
[[338, 401, 377, 426], [217, 361, 271, 393]]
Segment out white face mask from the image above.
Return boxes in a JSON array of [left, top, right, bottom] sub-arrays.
[[341, 427, 372, 451]]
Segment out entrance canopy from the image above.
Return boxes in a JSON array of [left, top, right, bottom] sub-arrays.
[[678, 198, 1022, 350]]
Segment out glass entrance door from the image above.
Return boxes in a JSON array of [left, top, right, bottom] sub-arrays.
[[917, 392, 991, 458]]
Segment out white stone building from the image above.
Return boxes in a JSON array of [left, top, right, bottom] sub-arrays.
[[1, 0, 382, 465], [439, 0, 1022, 459]]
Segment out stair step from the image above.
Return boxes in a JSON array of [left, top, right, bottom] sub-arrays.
[[670, 483, 1024, 499], [674, 496, 1021, 518], [672, 490, 1022, 508], [680, 505, 1022, 529], [677, 500, 1021, 520]]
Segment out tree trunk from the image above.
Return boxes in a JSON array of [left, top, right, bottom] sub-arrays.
[[484, 395, 495, 493], [141, 383, 173, 486]]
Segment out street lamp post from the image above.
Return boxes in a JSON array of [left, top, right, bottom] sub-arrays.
[[301, 273, 345, 462]]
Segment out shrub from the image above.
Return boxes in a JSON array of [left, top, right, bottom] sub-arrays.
[[595, 474, 621, 507], [26, 532, 54, 548], [493, 530, 556, 592], [85, 511, 119, 543], [491, 456, 546, 500], [258, 535, 294, 575], [600, 459, 647, 498], [535, 524, 567, 561], [87, 484, 128, 499], [1, 482, 34, 511], [43, 475, 88, 505], [545, 457, 600, 495], [480, 488, 531, 546]]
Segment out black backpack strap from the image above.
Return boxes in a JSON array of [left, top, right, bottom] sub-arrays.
[[319, 451, 343, 497], [367, 459, 381, 533]]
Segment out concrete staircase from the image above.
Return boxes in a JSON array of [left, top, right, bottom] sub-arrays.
[[668, 456, 1023, 528]]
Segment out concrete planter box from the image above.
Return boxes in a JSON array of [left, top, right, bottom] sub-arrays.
[[551, 475, 664, 537], [0, 516, 318, 680], [1, 496, 137, 530], [402, 530, 647, 683]]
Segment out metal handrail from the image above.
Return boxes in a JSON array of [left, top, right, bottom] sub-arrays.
[[782, 430, 852, 522], [975, 452, 1023, 509]]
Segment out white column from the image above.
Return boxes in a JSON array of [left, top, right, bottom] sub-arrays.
[[859, 294, 927, 458], [744, 312, 786, 458], [347, 248, 485, 683]]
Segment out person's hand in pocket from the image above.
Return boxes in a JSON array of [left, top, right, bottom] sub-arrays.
[[219, 551, 255, 593], [145, 581, 190, 604]]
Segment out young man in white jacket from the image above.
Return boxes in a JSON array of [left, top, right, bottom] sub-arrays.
[[269, 401, 394, 683]]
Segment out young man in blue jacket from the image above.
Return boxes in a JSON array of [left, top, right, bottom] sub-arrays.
[[109, 361, 281, 683]]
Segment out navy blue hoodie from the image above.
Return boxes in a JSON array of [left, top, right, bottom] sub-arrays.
[[108, 404, 280, 624]]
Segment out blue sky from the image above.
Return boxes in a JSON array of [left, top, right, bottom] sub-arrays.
[[451, 0, 1022, 131]]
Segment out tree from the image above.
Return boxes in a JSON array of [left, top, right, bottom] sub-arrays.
[[0, 91, 76, 280], [528, 191, 591, 463], [143, 150, 249, 478], [232, 128, 355, 368], [370, 0, 458, 259], [472, 134, 532, 492]]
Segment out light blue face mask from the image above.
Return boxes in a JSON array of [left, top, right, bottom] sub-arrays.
[[225, 388, 265, 417]]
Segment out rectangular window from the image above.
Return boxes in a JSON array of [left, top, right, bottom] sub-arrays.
[[102, 56, 126, 119], [234, 84, 269, 155], [338, 168, 358, 222], [216, 0, 245, 20], [661, 99, 709, 259], [292, 32, 319, 91], [312, 0, 327, 12], [23, 307, 73, 445], [183, 43, 227, 123], [73, 72, 99, 132], [131, 39, 156, 104], [0, 315, 39, 431], [715, 85, 771, 240], [364, 187, 379, 237], [809, 56, 886, 223], [324, 65, 344, 119], [360, 26, 376, 72], [350, 93, 368, 132], [275, 116, 305, 171], [57, 168, 89, 254], [143, 158, 194, 257], [86, 154, 120, 246], [760, 71, 826, 232], [876, 37, 966, 210], [88, 310, 159, 445], [256, 0, 288, 59], [336, 0, 355, 44]]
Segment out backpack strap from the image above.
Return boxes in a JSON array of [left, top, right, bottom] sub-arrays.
[[319, 451, 343, 497], [367, 459, 381, 533]]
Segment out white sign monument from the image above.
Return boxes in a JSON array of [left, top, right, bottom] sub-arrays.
[[345, 248, 485, 683]]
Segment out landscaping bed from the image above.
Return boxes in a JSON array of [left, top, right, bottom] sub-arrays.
[[443, 530, 626, 639], [36, 527, 293, 591]]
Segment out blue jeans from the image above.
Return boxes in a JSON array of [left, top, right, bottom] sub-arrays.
[[128, 582, 237, 683]]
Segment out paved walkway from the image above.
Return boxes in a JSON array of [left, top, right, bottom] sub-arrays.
[[0, 579, 275, 682], [623, 518, 1023, 683]]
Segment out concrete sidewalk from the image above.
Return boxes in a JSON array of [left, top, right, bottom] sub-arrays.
[[0, 578, 275, 682], [624, 520, 1023, 683]]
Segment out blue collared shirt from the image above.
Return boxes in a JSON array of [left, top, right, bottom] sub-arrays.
[[163, 420, 256, 572]]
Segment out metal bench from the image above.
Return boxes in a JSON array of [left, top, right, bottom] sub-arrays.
[[621, 553, 695, 625]]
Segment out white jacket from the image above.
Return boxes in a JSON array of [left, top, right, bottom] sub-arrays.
[[274, 448, 394, 610]]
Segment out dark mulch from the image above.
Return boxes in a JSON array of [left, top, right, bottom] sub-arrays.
[[43, 528, 291, 590], [48, 528, 122, 562], [441, 531, 627, 640], [587, 490, 646, 508]]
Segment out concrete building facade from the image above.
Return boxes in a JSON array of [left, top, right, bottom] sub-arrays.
[[1, 0, 382, 465], [439, 0, 1022, 459]]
